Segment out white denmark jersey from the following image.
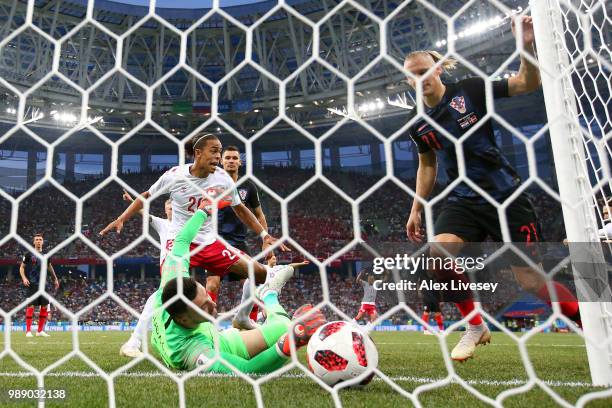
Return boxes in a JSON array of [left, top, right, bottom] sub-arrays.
[[361, 280, 377, 304], [149, 215, 170, 264], [599, 223, 612, 240], [147, 164, 241, 246]]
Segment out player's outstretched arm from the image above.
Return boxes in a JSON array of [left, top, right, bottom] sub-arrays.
[[122, 189, 134, 203], [122, 189, 147, 216], [99, 191, 150, 235], [170, 196, 233, 259], [48, 262, 59, 290], [356, 269, 365, 283], [508, 15, 541, 96], [252, 206, 269, 234], [253, 205, 274, 256], [407, 150, 437, 242], [171, 207, 210, 260], [288, 260, 309, 269]]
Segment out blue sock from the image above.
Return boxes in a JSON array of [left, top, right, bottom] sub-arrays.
[[263, 291, 279, 306]]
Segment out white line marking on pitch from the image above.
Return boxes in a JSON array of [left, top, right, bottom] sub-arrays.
[[376, 342, 585, 348], [0, 371, 600, 388], [5, 342, 125, 345], [4, 342, 586, 348]]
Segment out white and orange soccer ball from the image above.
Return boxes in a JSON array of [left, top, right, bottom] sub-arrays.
[[306, 321, 378, 387]]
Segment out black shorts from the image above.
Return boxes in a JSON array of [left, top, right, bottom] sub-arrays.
[[434, 193, 542, 265], [229, 241, 249, 255], [422, 288, 441, 312], [26, 285, 48, 306]]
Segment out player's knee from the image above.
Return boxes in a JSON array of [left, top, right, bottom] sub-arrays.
[[430, 235, 464, 258], [513, 267, 545, 293], [254, 263, 267, 284], [206, 279, 220, 294]]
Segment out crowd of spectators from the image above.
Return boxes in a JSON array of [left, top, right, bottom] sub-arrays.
[[0, 164, 585, 328], [1, 265, 527, 325], [0, 165, 571, 262]]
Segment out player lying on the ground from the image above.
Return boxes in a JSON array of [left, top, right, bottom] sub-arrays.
[[151, 201, 325, 372], [403, 15, 580, 361]]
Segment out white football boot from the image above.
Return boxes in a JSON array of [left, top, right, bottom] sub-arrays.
[[451, 324, 491, 361], [257, 265, 294, 300]]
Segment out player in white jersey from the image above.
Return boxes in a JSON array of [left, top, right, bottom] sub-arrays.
[[100, 134, 289, 326], [564, 198, 612, 243], [352, 270, 378, 324], [120, 194, 172, 358]]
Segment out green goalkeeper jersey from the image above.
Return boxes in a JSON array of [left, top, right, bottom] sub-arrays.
[[150, 209, 290, 374], [150, 210, 219, 370], [150, 289, 219, 370]]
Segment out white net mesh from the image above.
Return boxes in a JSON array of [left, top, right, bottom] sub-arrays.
[[0, 0, 610, 406]]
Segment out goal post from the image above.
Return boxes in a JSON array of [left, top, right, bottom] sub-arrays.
[[530, 0, 612, 386]]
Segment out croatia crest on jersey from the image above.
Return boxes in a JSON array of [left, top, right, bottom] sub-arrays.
[[449, 96, 466, 114], [239, 188, 248, 201]]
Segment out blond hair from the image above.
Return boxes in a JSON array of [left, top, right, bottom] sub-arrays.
[[405, 50, 458, 72]]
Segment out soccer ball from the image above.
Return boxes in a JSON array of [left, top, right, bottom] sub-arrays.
[[306, 321, 378, 386]]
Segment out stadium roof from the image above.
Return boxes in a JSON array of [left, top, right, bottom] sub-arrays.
[[110, 0, 265, 9], [0, 0, 561, 144]]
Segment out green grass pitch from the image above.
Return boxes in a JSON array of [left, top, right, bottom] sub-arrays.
[[1, 331, 610, 407]]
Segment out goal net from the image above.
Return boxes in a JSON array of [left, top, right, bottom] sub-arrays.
[[0, 0, 610, 406], [530, 0, 612, 388]]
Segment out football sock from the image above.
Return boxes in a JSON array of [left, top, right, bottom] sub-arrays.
[[456, 300, 483, 326], [207, 290, 218, 303], [430, 258, 473, 303], [235, 279, 255, 322], [263, 291, 279, 306], [536, 282, 579, 319], [259, 292, 290, 347], [249, 304, 259, 322], [435, 313, 444, 331], [38, 306, 48, 333], [25, 306, 34, 332], [133, 292, 156, 343], [421, 312, 430, 324], [248, 343, 289, 370], [429, 260, 482, 326]]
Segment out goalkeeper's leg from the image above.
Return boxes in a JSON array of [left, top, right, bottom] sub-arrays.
[[210, 286, 292, 374], [223, 264, 326, 357], [213, 294, 325, 374], [222, 268, 294, 359]]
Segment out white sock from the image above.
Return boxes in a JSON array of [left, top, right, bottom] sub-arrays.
[[235, 279, 255, 321], [132, 292, 156, 344]]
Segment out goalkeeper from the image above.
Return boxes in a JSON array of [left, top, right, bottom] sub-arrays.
[[151, 199, 325, 373]]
